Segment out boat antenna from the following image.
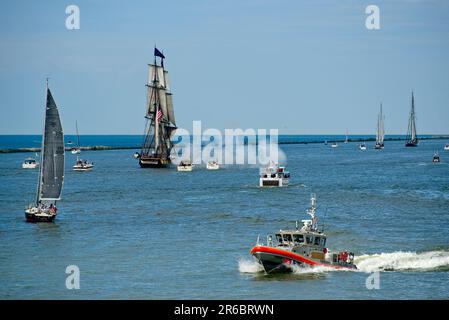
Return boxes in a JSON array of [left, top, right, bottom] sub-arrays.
[[322, 206, 327, 233]]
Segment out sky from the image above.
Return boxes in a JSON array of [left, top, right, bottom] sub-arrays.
[[0, 0, 448, 135]]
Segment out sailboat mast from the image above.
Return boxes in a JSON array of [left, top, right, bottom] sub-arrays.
[[153, 56, 159, 153], [75, 120, 80, 147], [36, 79, 48, 204], [411, 92, 416, 141]]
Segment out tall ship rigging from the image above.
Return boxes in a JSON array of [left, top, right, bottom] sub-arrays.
[[405, 91, 418, 147], [135, 48, 177, 168], [25, 80, 64, 222], [374, 103, 385, 149]]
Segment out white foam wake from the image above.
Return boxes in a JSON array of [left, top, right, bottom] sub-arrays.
[[239, 250, 449, 274], [354, 250, 449, 273], [238, 258, 264, 273]]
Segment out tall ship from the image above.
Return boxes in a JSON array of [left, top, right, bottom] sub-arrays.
[[135, 48, 177, 168], [405, 91, 418, 147], [25, 80, 64, 222], [374, 103, 385, 149]]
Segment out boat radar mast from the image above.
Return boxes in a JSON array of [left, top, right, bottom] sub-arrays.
[[298, 193, 318, 232]]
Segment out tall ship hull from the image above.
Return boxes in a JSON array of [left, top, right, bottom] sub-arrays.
[[136, 48, 177, 168], [139, 156, 170, 168]]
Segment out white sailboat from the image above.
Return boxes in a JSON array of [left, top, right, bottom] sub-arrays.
[[374, 103, 385, 149], [25, 80, 64, 223], [70, 120, 81, 154], [405, 92, 418, 147]]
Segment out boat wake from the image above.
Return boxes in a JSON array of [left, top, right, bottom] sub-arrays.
[[354, 250, 449, 273], [239, 250, 449, 275], [238, 258, 264, 273]]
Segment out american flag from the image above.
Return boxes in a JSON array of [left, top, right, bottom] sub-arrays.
[[156, 108, 163, 122]]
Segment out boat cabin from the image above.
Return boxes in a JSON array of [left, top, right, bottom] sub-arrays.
[[23, 158, 36, 165]]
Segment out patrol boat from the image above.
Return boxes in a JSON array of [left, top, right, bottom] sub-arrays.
[[250, 194, 357, 273]]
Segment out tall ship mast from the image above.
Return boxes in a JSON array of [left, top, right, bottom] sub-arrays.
[[405, 91, 418, 147], [374, 103, 385, 149], [136, 48, 177, 168], [25, 80, 65, 222]]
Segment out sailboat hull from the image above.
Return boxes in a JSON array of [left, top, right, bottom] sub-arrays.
[[405, 142, 418, 147], [25, 209, 56, 223], [139, 156, 170, 168]]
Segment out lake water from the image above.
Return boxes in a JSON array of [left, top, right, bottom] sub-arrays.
[[1, 136, 449, 299]]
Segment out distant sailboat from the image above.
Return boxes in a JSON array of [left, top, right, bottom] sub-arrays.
[[405, 92, 418, 147], [374, 103, 385, 149], [71, 120, 81, 154], [25, 80, 64, 222], [344, 129, 348, 144], [135, 48, 177, 168]]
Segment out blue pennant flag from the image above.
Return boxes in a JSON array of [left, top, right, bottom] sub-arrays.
[[154, 47, 165, 59]]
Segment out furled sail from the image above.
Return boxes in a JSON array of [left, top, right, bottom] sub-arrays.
[[376, 104, 385, 144], [38, 88, 64, 201], [406, 92, 418, 144]]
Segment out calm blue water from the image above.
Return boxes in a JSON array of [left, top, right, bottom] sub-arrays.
[[1, 135, 449, 299]]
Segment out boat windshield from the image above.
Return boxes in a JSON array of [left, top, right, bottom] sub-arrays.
[[306, 236, 313, 244], [293, 234, 304, 244], [282, 234, 293, 243], [275, 234, 282, 244]]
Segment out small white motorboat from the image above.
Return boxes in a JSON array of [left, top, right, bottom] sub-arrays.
[[358, 143, 367, 151], [331, 142, 338, 148], [206, 161, 219, 170], [71, 147, 81, 154], [444, 144, 449, 151], [22, 157, 39, 169], [73, 157, 94, 171], [177, 160, 193, 172], [433, 152, 440, 163], [259, 163, 290, 187]]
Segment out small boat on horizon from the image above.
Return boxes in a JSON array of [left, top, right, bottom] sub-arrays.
[[374, 103, 385, 149], [259, 163, 290, 187], [250, 194, 357, 273], [331, 142, 338, 148], [358, 143, 367, 151], [25, 80, 64, 223], [22, 157, 39, 169], [70, 120, 81, 154], [444, 144, 449, 151], [405, 91, 419, 147]]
